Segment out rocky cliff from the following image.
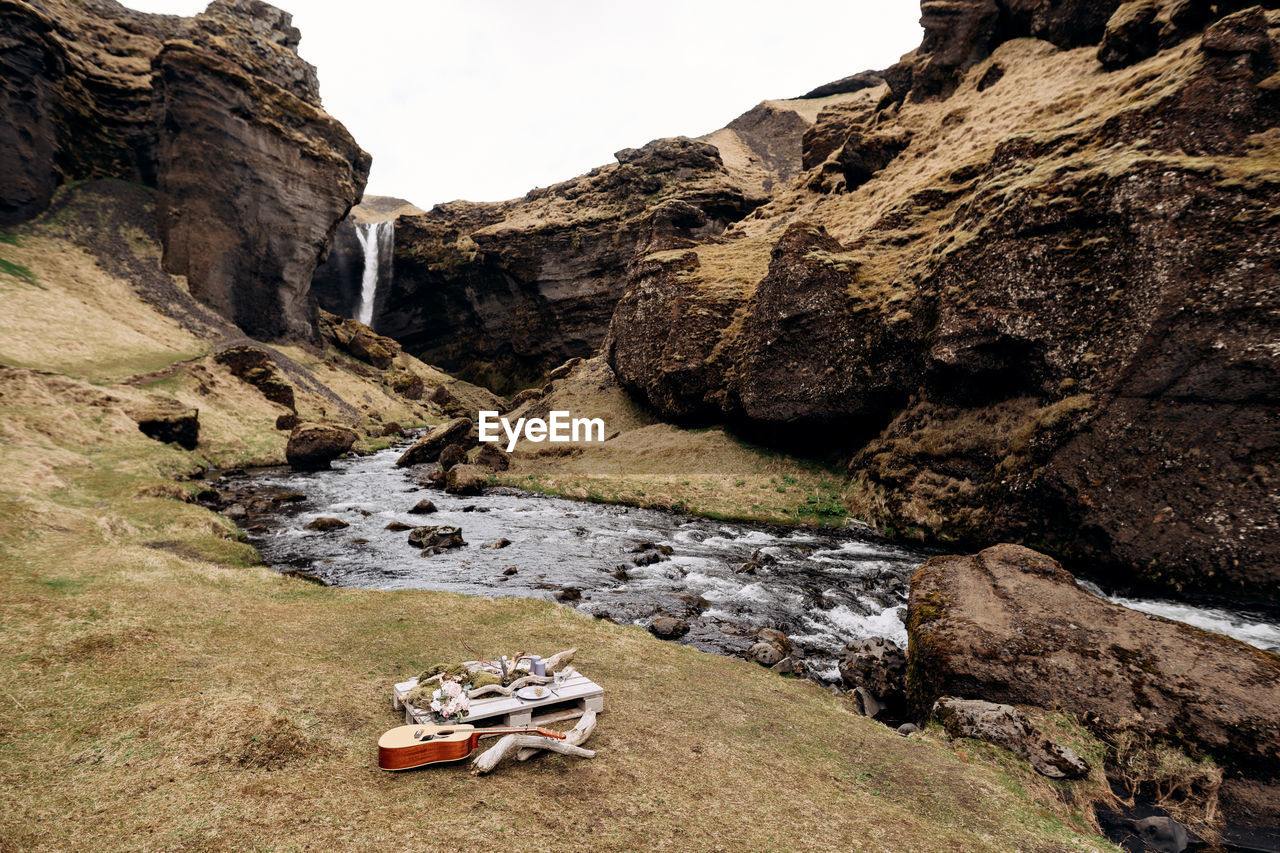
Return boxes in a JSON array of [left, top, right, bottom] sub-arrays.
[[0, 0, 369, 341], [607, 6, 1280, 602], [391, 3, 1280, 602], [311, 196, 422, 323], [378, 97, 859, 393]]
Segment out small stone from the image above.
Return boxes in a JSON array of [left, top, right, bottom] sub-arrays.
[[385, 521, 412, 531], [481, 538, 512, 549], [555, 587, 582, 602], [406, 525, 466, 550], [747, 642, 784, 667], [897, 723, 920, 737], [305, 517, 349, 532], [408, 499, 437, 514], [502, 566, 518, 576], [1133, 816, 1188, 853], [649, 616, 689, 638]]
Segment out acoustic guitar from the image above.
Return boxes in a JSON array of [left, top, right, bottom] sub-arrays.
[[378, 723, 567, 770]]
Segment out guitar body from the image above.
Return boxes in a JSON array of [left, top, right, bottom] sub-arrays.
[[378, 723, 566, 771]]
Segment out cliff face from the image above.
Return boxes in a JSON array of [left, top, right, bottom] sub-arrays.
[[380, 97, 854, 393], [380, 3, 1279, 600], [0, 0, 369, 341], [607, 6, 1280, 600]]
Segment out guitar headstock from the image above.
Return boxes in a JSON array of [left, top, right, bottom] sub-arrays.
[[534, 727, 567, 739]]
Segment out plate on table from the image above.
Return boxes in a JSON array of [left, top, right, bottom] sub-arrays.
[[515, 685, 551, 701]]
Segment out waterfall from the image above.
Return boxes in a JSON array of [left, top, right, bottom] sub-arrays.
[[354, 220, 393, 327]]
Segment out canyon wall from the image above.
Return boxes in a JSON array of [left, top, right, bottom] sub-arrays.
[[378, 101, 843, 393], [392, 2, 1280, 601], [0, 0, 369, 341]]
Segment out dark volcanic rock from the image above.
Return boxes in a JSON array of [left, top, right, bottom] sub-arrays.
[[0, 0, 369, 339], [408, 498, 437, 515], [395, 418, 472, 467], [406, 525, 465, 550], [318, 309, 400, 368], [1098, 0, 1161, 68], [907, 544, 1280, 829], [839, 637, 907, 700], [213, 346, 296, 410], [285, 423, 357, 471], [437, 443, 466, 471]]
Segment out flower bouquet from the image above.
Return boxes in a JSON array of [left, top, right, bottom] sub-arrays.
[[429, 676, 471, 724]]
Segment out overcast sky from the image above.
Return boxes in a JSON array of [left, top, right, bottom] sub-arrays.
[[123, 1, 922, 209]]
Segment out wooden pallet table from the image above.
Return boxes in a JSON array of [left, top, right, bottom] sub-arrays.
[[393, 669, 605, 728]]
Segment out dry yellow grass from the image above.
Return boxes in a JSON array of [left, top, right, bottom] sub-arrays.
[[0, 186, 1119, 851]]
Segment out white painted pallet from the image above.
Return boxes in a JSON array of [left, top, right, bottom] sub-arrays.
[[393, 670, 605, 728]]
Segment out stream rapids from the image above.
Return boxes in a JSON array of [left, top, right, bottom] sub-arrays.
[[222, 442, 1280, 685]]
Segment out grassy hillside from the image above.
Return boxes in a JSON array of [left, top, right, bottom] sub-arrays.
[[0, 182, 1117, 850]]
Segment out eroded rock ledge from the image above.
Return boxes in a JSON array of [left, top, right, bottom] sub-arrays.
[[0, 0, 370, 341]]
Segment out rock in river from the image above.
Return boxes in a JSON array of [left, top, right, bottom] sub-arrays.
[[395, 418, 472, 467], [406, 525, 465, 550], [285, 423, 357, 471]]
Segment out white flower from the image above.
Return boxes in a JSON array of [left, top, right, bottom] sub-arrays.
[[429, 699, 442, 712], [442, 680, 462, 699]]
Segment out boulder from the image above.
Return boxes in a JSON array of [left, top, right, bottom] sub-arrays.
[[395, 418, 472, 467], [444, 464, 487, 496], [554, 587, 582, 602], [317, 311, 400, 368], [908, 544, 1280, 827], [213, 346, 295, 410], [933, 698, 1090, 779], [285, 423, 357, 471], [438, 443, 467, 471], [747, 641, 784, 667], [1201, 6, 1273, 57], [472, 443, 511, 471], [1097, 0, 1160, 69], [385, 521, 412, 531], [406, 525, 465, 550], [838, 637, 907, 699], [132, 403, 199, 450], [408, 499, 437, 514], [304, 517, 349, 532], [275, 413, 301, 431], [649, 616, 689, 639]]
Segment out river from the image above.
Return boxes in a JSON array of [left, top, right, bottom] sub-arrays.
[[222, 442, 1280, 685]]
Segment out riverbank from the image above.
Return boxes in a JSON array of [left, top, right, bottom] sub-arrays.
[[0, 372, 1117, 851]]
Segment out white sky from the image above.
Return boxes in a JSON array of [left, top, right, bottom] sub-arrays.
[[122, 1, 922, 209]]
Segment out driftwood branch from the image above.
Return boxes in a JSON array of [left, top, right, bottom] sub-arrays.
[[470, 709, 598, 775], [544, 648, 576, 674], [518, 706, 596, 761], [466, 674, 553, 699]]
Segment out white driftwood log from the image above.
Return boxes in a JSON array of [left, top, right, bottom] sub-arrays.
[[517, 704, 596, 761], [470, 709, 598, 775], [467, 674, 553, 699], [543, 648, 576, 674]]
